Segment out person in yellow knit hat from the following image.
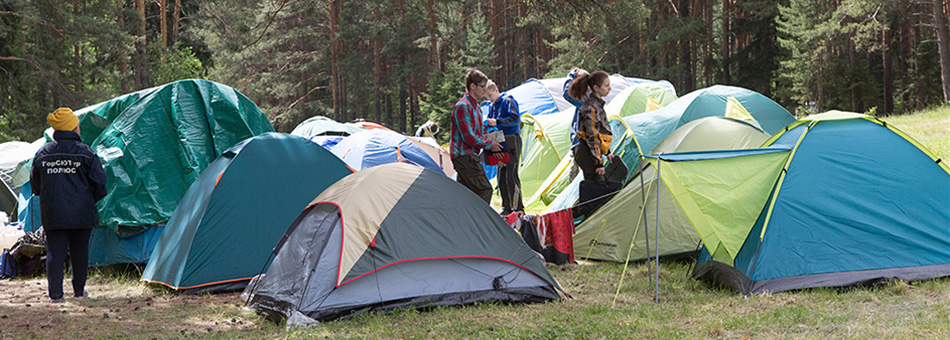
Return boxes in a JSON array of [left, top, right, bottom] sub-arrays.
[[31, 107, 107, 303]]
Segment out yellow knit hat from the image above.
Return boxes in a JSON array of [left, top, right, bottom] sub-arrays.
[[47, 107, 79, 131]]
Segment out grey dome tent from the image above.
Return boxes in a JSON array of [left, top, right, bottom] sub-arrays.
[[244, 163, 564, 323]]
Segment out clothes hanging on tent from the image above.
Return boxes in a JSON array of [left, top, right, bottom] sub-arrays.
[[504, 211, 575, 265], [536, 209, 576, 265]]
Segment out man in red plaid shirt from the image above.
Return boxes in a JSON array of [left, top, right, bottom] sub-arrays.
[[450, 69, 501, 204]]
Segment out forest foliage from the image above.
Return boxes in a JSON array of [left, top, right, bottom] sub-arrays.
[[1, 0, 948, 142]]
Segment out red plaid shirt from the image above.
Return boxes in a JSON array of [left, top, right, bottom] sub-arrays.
[[450, 93, 492, 159]]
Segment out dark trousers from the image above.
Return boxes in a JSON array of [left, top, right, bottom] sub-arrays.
[[498, 135, 524, 212], [573, 142, 605, 181], [45, 228, 92, 299], [452, 155, 493, 204]]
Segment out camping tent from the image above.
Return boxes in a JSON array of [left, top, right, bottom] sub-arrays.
[[89, 225, 164, 266], [19, 79, 274, 236], [332, 129, 444, 175], [406, 136, 455, 178], [654, 112, 950, 294], [541, 85, 795, 214], [603, 83, 679, 118], [346, 120, 392, 131], [244, 163, 563, 323], [481, 75, 676, 181], [572, 117, 772, 262], [0, 140, 44, 189], [0, 181, 15, 220], [524, 83, 679, 210], [290, 116, 365, 139], [142, 133, 352, 293]]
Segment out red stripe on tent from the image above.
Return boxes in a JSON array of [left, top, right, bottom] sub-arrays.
[[336, 256, 550, 288]]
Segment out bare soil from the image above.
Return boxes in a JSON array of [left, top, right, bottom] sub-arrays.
[[0, 273, 268, 340]]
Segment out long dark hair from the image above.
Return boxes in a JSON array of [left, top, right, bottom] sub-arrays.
[[568, 70, 609, 100]]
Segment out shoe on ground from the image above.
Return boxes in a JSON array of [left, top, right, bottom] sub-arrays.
[[50, 297, 65, 303], [74, 290, 88, 298]]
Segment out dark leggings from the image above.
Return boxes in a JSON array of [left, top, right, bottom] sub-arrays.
[[45, 228, 92, 299], [497, 135, 524, 212], [573, 142, 605, 181]]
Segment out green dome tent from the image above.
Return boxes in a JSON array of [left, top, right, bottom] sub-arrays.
[[573, 117, 771, 262], [541, 85, 794, 215]]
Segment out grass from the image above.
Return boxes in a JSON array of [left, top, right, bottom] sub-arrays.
[[883, 104, 950, 160], [1, 105, 947, 339]]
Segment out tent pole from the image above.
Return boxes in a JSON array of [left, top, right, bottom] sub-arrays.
[[655, 158, 661, 304], [641, 156, 652, 287]]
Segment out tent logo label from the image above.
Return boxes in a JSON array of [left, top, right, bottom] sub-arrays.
[[589, 239, 617, 249]]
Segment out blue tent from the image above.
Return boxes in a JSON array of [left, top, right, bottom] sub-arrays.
[[331, 130, 444, 174], [676, 112, 950, 294], [89, 225, 164, 266], [142, 133, 353, 293]]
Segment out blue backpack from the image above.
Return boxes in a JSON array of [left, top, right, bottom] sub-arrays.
[[0, 249, 18, 278]]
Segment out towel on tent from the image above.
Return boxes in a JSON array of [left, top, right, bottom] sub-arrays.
[[536, 209, 575, 264]]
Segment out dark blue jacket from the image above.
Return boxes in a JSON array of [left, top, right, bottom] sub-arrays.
[[563, 71, 584, 147], [488, 92, 521, 136], [31, 130, 107, 230]]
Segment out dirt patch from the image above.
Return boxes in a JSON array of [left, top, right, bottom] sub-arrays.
[[0, 275, 265, 339]]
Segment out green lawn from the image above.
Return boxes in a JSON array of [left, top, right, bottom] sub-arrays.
[[3, 105, 947, 340], [884, 104, 950, 161], [293, 104, 950, 339]]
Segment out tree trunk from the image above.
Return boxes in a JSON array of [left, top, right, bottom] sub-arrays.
[[848, 34, 858, 112], [135, 0, 148, 89], [721, 0, 731, 84], [118, 0, 129, 93], [410, 74, 419, 133], [817, 47, 825, 111], [682, 0, 695, 93], [374, 9, 383, 123], [883, 26, 893, 114], [427, 0, 439, 71], [172, 0, 180, 45], [899, 12, 911, 104], [399, 75, 407, 131], [74, 0, 82, 92], [934, 0, 950, 102], [384, 59, 393, 127], [160, 0, 167, 49], [328, 0, 340, 121]]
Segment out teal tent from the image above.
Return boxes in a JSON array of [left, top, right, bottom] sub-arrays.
[[142, 133, 352, 293], [659, 112, 950, 294]]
